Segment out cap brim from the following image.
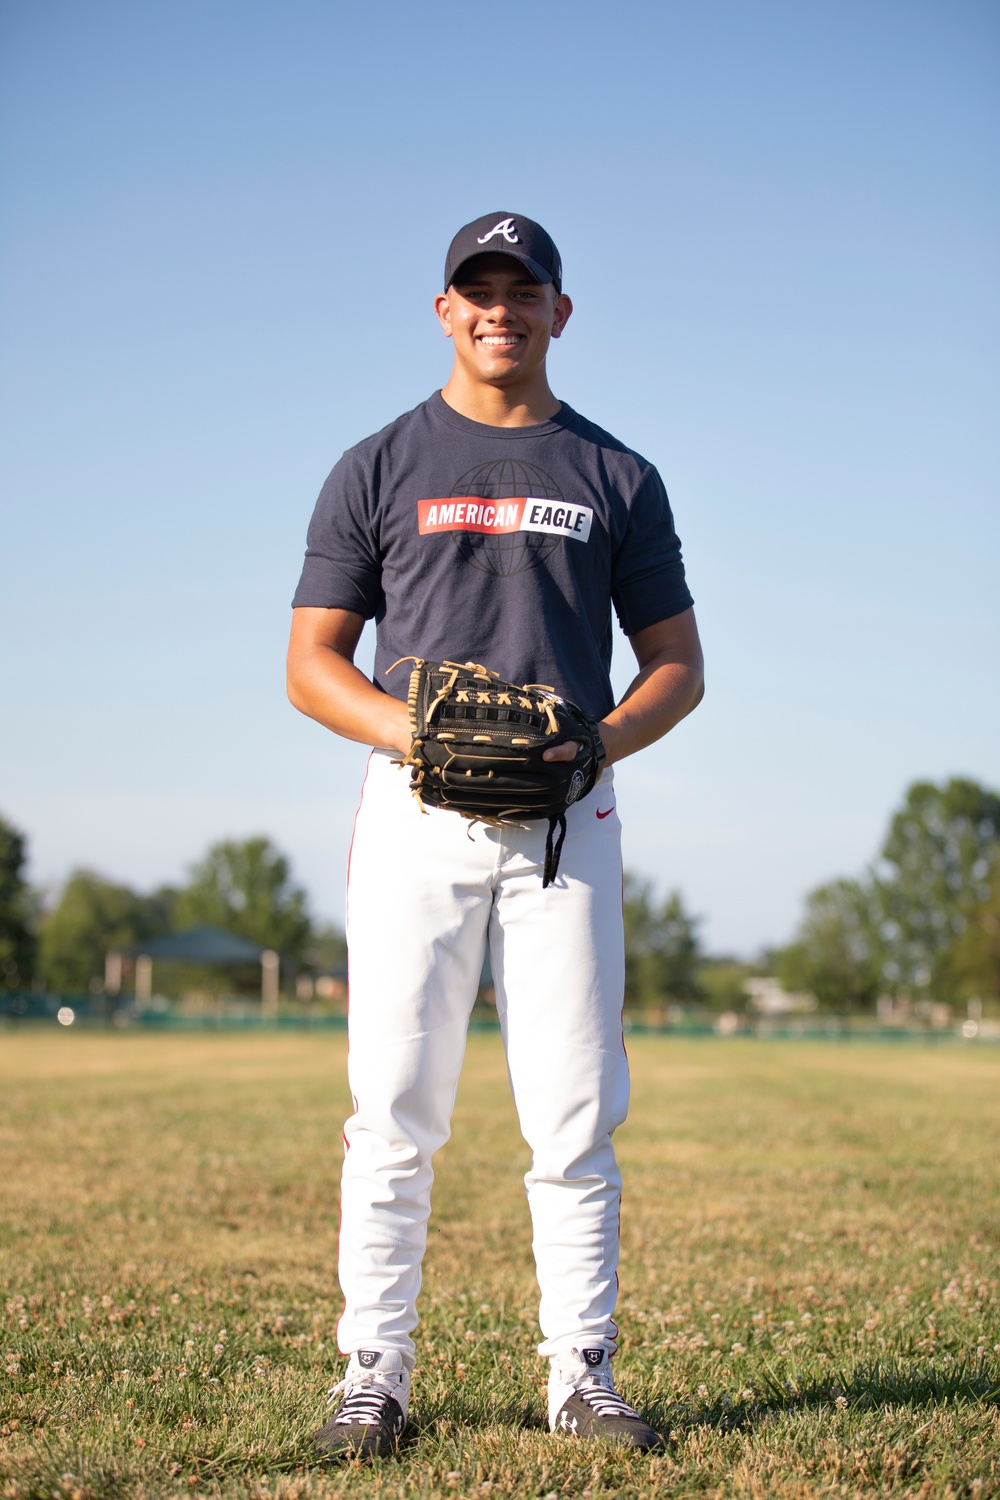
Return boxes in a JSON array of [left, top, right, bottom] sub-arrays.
[[447, 249, 554, 290]]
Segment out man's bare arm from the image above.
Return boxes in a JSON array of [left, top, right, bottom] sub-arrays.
[[286, 607, 411, 754], [289, 604, 703, 768], [544, 607, 705, 768]]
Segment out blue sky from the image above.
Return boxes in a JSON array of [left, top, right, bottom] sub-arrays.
[[1, 0, 997, 954]]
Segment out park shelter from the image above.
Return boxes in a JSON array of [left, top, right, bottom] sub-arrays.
[[121, 926, 280, 1010]]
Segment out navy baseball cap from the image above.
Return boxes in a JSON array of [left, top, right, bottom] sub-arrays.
[[444, 212, 562, 294]]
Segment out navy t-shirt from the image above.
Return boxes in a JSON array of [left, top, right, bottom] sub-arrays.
[[292, 391, 693, 720]]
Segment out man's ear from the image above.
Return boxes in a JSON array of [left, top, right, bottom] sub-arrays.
[[434, 291, 454, 338], [550, 293, 573, 340]]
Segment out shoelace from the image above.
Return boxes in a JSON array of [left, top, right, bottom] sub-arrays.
[[326, 1374, 398, 1426], [575, 1377, 643, 1421]]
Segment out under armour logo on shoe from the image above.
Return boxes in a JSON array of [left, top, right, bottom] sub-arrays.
[[357, 1350, 379, 1368], [583, 1348, 605, 1367], [477, 217, 519, 245], [560, 1410, 579, 1432]]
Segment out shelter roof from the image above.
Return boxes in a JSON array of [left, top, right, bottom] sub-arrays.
[[130, 926, 263, 964]]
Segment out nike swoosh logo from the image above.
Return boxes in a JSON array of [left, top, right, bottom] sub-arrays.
[[596, 807, 614, 819]]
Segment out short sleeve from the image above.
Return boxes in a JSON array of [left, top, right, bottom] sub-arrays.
[[291, 449, 383, 617], [611, 466, 694, 636]]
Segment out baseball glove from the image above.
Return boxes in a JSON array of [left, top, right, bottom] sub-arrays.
[[390, 659, 606, 888]]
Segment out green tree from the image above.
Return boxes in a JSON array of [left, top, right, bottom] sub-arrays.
[[774, 778, 1000, 1011], [944, 863, 1000, 1005], [774, 877, 883, 1011], [306, 921, 348, 976], [876, 777, 1000, 999], [697, 957, 759, 1011], [0, 813, 37, 989], [38, 872, 174, 995], [623, 874, 703, 1008], [174, 837, 312, 960]]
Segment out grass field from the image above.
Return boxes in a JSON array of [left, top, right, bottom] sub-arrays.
[[1, 1031, 998, 1499]]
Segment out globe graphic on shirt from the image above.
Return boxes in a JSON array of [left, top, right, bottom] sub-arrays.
[[449, 459, 563, 577]]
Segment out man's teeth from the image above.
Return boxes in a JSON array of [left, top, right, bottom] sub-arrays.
[[479, 335, 522, 346]]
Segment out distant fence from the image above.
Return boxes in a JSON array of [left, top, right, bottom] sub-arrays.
[[0, 992, 352, 1030], [2, 992, 997, 1043]]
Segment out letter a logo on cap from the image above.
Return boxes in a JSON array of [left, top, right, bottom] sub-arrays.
[[477, 217, 519, 245]]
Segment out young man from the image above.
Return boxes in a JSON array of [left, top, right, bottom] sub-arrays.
[[287, 211, 704, 1458]]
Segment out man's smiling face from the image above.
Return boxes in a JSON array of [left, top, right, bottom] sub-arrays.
[[435, 253, 572, 392]]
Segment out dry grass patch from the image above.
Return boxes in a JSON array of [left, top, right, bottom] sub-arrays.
[[1, 1031, 998, 1498]]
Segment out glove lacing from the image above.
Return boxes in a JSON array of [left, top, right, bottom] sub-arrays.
[[543, 813, 567, 888]]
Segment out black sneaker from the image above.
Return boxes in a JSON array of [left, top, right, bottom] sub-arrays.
[[313, 1349, 409, 1461], [549, 1348, 663, 1451]]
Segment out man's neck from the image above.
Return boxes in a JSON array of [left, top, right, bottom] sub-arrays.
[[440, 369, 561, 428]]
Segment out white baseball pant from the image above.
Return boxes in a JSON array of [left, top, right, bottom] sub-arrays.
[[338, 749, 629, 1368]]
